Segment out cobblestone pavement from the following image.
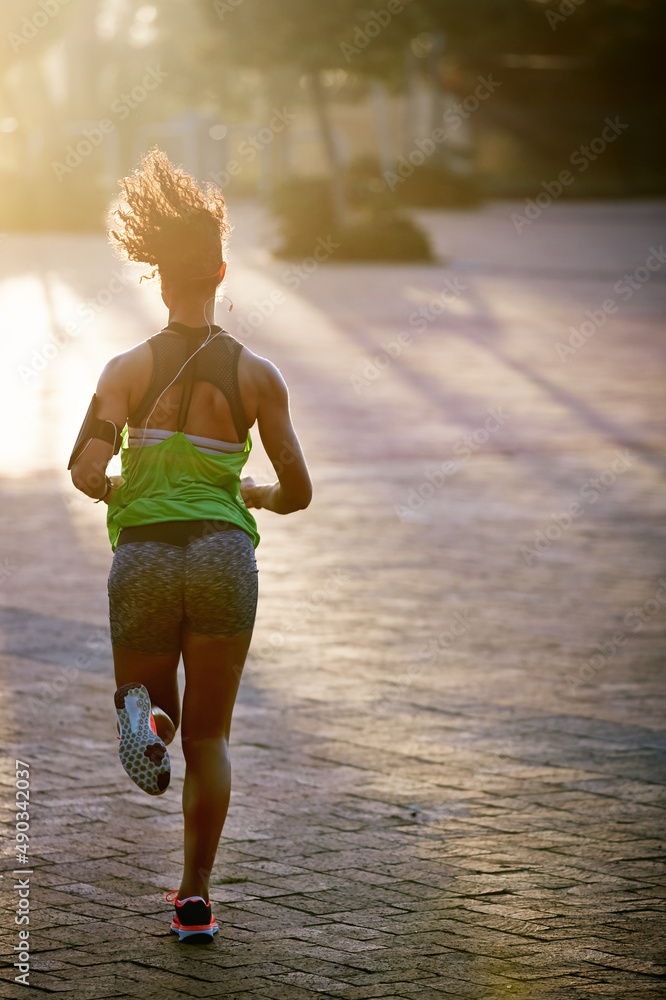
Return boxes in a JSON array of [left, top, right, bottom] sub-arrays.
[[0, 202, 665, 999]]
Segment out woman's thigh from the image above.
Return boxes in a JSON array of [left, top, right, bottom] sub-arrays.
[[180, 630, 253, 744], [107, 542, 186, 724], [181, 531, 258, 743], [183, 530, 258, 640], [108, 542, 184, 654]]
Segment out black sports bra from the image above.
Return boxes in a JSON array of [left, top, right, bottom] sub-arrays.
[[128, 322, 248, 441]]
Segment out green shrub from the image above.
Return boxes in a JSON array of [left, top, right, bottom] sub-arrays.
[[346, 155, 482, 209], [271, 177, 336, 258], [271, 175, 434, 262], [346, 155, 390, 208], [395, 164, 481, 208], [335, 210, 434, 261]]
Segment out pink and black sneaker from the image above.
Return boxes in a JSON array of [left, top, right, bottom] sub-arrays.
[[166, 890, 218, 942]]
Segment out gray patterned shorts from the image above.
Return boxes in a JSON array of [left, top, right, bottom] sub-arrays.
[[108, 529, 258, 653]]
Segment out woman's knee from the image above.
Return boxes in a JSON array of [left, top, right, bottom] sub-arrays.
[[181, 733, 230, 759]]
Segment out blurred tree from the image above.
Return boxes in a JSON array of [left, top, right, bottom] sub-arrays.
[[198, 0, 426, 228], [0, 0, 223, 226], [0, 0, 82, 224], [414, 0, 666, 192]]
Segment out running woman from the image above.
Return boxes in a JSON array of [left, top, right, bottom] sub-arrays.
[[69, 147, 312, 942]]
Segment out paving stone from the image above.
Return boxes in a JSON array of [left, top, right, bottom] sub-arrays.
[[1, 205, 665, 999]]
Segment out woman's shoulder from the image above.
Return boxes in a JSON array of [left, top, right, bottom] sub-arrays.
[[236, 344, 283, 382], [240, 347, 289, 395], [98, 341, 154, 392]]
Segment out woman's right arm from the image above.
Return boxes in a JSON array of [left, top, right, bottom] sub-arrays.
[[240, 360, 312, 514]]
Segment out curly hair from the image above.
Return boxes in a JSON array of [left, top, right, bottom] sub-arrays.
[[107, 146, 231, 285]]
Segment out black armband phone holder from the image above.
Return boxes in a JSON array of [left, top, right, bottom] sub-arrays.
[[68, 393, 123, 470]]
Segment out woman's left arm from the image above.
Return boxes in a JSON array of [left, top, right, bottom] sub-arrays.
[[69, 356, 130, 504]]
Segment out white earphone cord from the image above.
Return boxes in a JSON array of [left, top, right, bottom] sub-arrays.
[[140, 290, 222, 447], [76, 291, 232, 472]]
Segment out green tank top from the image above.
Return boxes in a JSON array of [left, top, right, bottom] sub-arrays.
[[106, 426, 260, 552]]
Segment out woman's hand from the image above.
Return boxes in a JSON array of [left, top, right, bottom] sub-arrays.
[[240, 476, 305, 515], [103, 475, 124, 505], [240, 476, 267, 509]]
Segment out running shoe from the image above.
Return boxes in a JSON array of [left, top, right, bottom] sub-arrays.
[[114, 682, 170, 795], [116, 711, 158, 739], [165, 890, 218, 942]]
